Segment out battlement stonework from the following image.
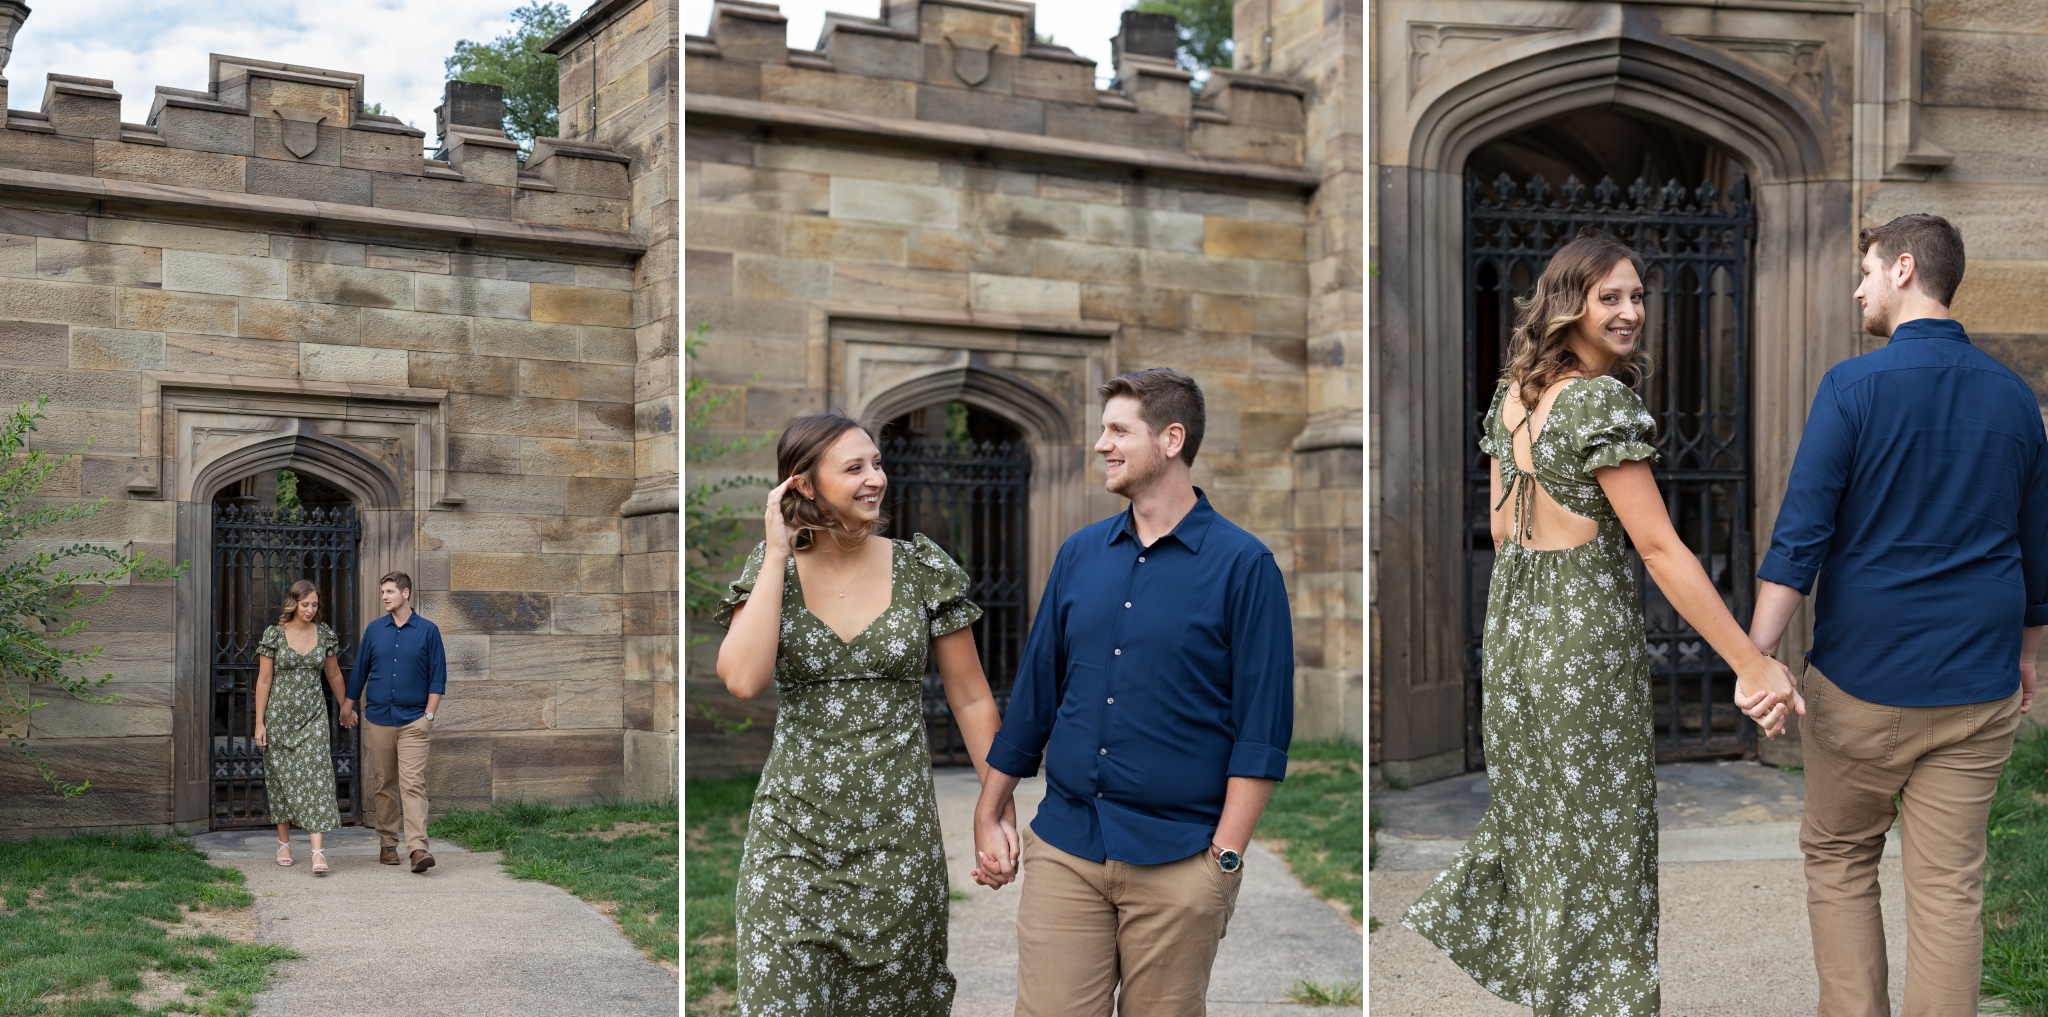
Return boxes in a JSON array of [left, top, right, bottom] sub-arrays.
[[0, 0, 678, 837], [684, 0, 1363, 771]]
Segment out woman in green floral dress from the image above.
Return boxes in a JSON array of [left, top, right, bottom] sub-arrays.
[[1403, 231, 1798, 1015], [715, 413, 1019, 1017], [255, 580, 355, 875]]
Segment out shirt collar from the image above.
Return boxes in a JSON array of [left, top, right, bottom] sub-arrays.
[[1887, 317, 1971, 346], [1109, 488, 1214, 553]]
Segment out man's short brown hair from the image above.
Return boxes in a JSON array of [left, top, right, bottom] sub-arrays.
[[379, 571, 412, 593], [1859, 213, 1966, 306], [1098, 368, 1206, 465]]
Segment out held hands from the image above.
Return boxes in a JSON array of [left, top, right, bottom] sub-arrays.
[[338, 703, 359, 729], [1734, 653, 1805, 738], [970, 798, 1020, 889]]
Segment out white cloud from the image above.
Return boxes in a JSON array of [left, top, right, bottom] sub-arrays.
[[682, 0, 1124, 89], [2, 0, 576, 135]]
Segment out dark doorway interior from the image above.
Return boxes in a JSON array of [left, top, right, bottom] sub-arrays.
[[881, 403, 1031, 765], [1463, 110, 1759, 768], [209, 470, 365, 829]]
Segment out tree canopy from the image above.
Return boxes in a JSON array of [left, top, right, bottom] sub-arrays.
[[444, 2, 573, 151]]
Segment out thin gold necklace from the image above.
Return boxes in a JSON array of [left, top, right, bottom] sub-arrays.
[[818, 544, 869, 598]]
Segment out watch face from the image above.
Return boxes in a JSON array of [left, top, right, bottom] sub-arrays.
[[1218, 850, 1241, 873]]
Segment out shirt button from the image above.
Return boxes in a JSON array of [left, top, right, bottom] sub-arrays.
[[1099, 747, 1108, 755], [1106, 697, 1114, 704], [1138, 556, 1146, 563], [1114, 648, 1121, 655], [1096, 792, 1104, 798], [1125, 602, 1132, 608]]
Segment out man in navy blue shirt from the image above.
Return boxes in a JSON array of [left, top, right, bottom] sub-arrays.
[[344, 571, 448, 873], [973, 368, 1294, 1016], [1749, 214, 2041, 1015]]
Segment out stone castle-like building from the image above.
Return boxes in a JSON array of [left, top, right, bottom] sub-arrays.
[[684, 0, 1364, 770], [1373, 0, 2048, 783], [0, 0, 678, 836]]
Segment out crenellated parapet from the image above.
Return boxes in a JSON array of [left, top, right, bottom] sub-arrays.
[[0, 53, 639, 256], [686, 0, 1316, 190]]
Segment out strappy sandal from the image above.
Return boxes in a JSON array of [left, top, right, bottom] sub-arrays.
[[310, 849, 328, 875], [275, 840, 293, 866]]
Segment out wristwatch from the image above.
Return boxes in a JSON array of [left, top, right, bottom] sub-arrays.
[[1211, 844, 1242, 873], [424, 712, 435, 721]]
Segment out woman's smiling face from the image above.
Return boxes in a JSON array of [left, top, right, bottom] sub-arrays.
[[1567, 258, 1645, 370]]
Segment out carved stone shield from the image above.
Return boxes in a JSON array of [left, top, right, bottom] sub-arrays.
[[273, 108, 325, 159], [946, 35, 996, 87]]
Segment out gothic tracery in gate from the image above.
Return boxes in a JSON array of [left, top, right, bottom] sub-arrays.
[[209, 471, 365, 830]]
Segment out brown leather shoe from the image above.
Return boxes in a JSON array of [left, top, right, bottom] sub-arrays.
[[410, 849, 435, 873], [379, 845, 401, 865]]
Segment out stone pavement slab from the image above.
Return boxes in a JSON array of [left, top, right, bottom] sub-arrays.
[[192, 826, 678, 1017], [933, 769, 1363, 1017]]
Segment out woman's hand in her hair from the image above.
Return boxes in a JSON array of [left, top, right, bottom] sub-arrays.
[[763, 477, 798, 559]]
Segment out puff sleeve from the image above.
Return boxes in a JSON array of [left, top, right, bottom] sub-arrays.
[[257, 625, 284, 660], [910, 534, 984, 639], [1576, 376, 1661, 476], [1478, 380, 1511, 462], [711, 541, 770, 630], [317, 623, 338, 661]]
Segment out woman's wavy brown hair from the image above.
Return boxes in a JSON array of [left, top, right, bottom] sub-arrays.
[[777, 413, 888, 552], [1504, 228, 1650, 411], [277, 580, 321, 624]]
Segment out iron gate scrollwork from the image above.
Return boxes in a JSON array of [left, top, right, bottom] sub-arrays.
[[1464, 171, 1759, 766], [881, 435, 1031, 765], [211, 503, 364, 829]]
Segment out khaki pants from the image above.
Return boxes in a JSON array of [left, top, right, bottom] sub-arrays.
[[1013, 826, 1242, 1017], [1801, 666, 2023, 1017], [362, 715, 432, 854]]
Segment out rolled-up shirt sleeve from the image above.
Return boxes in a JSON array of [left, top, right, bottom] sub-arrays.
[[2023, 429, 2048, 626], [1224, 553, 1293, 781], [1760, 373, 1856, 594], [426, 626, 448, 695], [986, 552, 1063, 778]]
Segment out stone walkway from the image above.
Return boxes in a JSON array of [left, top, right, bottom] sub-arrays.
[[934, 769, 1364, 1016], [193, 827, 678, 1017], [1368, 760, 1997, 1017]]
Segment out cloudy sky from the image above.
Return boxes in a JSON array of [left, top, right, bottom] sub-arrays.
[[3, 1, 561, 133], [682, 0, 1126, 88]]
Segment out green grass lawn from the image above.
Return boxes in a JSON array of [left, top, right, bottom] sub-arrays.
[[683, 773, 755, 1016], [429, 798, 678, 969], [1254, 739, 1364, 925], [0, 832, 297, 1017], [1983, 726, 2048, 1015]]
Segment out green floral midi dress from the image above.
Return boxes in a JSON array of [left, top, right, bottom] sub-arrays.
[[714, 534, 983, 1017], [257, 623, 342, 834], [1404, 376, 1663, 1016]]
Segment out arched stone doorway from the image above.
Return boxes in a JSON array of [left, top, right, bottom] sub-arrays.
[[1376, 32, 1853, 778], [206, 469, 366, 829], [878, 401, 1032, 764], [1459, 111, 1759, 767]]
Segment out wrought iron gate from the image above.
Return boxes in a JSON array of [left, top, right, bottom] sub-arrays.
[[881, 436, 1031, 765], [210, 503, 364, 829], [1464, 171, 1759, 765]]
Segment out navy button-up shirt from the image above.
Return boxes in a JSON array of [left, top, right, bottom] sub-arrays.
[[346, 612, 448, 726], [986, 490, 1294, 865], [1760, 317, 2048, 706]]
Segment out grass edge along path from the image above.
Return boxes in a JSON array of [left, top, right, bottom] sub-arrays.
[[429, 797, 679, 972], [1983, 725, 2048, 1016], [0, 831, 297, 1017], [684, 773, 755, 1017]]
